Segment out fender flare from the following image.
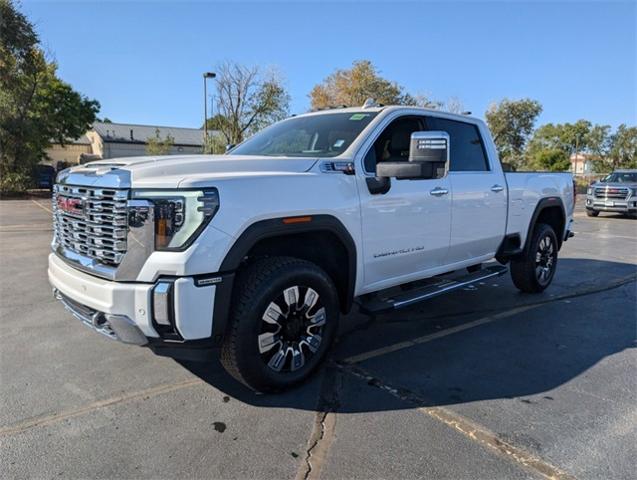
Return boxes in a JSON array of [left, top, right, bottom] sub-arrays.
[[496, 196, 566, 263], [219, 215, 356, 279], [208, 215, 357, 346], [522, 196, 566, 254]]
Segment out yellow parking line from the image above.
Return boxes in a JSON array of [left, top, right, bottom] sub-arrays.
[[0, 223, 52, 230], [31, 199, 53, 214], [0, 378, 204, 437], [340, 364, 576, 480], [343, 304, 539, 364], [417, 405, 575, 479]]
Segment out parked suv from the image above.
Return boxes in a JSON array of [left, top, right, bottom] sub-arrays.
[[48, 105, 575, 391], [585, 170, 637, 218]]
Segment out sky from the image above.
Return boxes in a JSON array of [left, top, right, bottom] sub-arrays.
[[22, 0, 636, 129]]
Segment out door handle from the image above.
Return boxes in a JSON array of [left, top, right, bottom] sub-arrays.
[[491, 184, 504, 193], [430, 187, 449, 196]]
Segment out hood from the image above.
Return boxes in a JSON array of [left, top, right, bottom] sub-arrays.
[[593, 181, 637, 188], [61, 155, 319, 189]]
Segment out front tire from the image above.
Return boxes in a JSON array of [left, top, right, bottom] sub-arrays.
[[220, 257, 339, 392], [586, 209, 599, 217], [510, 223, 558, 293]]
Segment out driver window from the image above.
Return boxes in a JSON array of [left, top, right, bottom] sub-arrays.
[[364, 116, 424, 173]]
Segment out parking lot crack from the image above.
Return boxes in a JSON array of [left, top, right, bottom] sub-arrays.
[[296, 365, 341, 480], [336, 361, 577, 480]]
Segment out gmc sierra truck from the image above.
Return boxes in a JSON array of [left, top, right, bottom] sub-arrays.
[[585, 169, 637, 218], [49, 105, 575, 392]]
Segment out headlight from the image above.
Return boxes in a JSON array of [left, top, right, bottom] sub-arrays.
[[131, 189, 219, 250], [586, 187, 592, 195]]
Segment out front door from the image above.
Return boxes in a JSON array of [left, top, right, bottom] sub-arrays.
[[356, 115, 452, 293]]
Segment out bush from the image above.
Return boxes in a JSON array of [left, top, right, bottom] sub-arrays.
[[0, 171, 34, 195]]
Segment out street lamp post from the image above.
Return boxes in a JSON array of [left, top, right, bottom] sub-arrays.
[[203, 72, 216, 150]]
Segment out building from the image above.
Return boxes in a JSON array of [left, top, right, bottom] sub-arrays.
[[570, 153, 594, 175], [45, 122, 205, 169], [45, 135, 93, 169]]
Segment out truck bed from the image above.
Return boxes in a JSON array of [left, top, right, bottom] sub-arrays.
[[505, 172, 575, 245]]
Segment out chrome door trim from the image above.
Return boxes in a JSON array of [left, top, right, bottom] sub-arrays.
[[430, 187, 449, 196]]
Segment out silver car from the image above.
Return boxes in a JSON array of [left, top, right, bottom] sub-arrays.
[[585, 169, 637, 218]]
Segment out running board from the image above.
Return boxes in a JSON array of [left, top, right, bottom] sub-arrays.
[[358, 265, 508, 314]]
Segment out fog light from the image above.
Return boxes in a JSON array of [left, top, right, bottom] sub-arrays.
[[153, 282, 173, 326]]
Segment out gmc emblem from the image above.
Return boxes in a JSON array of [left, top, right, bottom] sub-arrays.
[[57, 197, 83, 215]]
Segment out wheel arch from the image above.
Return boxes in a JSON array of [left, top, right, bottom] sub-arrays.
[[219, 215, 357, 315], [524, 197, 566, 253], [496, 196, 566, 264]]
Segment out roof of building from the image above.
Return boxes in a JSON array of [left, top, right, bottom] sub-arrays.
[[73, 134, 91, 145], [92, 122, 205, 146]]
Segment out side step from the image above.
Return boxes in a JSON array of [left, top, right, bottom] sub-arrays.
[[358, 265, 508, 314]]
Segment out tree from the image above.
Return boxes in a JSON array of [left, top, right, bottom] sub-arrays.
[[531, 148, 571, 172], [585, 124, 611, 172], [444, 96, 466, 114], [485, 98, 542, 169], [526, 120, 596, 173], [0, 0, 99, 190], [211, 61, 289, 148], [608, 124, 637, 170], [145, 128, 174, 155], [526, 121, 637, 174], [528, 120, 593, 155], [309, 60, 417, 110]]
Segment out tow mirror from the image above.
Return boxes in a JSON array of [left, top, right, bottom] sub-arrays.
[[376, 131, 449, 180]]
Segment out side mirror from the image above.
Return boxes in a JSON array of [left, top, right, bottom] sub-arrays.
[[225, 144, 236, 153], [376, 131, 449, 180]]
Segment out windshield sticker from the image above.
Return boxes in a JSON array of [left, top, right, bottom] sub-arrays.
[[349, 113, 369, 121], [333, 139, 345, 148]]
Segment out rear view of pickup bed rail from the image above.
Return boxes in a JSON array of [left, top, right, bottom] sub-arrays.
[[49, 102, 574, 391]]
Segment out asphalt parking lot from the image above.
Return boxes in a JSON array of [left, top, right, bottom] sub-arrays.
[[1, 199, 635, 480]]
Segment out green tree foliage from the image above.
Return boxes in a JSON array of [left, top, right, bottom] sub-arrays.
[[0, 0, 99, 190], [210, 61, 289, 148], [608, 124, 637, 170], [145, 128, 175, 155], [485, 98, 542, 169], [528, 120, 592, 157], [531, 148, 571, 171], [526, 121, 636, 173]]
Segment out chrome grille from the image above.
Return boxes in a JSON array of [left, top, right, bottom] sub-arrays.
[[53, 185, 129, 266], [594, 186, 629, 200]]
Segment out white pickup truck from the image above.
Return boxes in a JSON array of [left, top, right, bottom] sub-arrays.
[[49, 105, 575, 391]]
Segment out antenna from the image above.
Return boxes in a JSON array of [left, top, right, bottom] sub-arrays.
[[362, 98, 378, 109]]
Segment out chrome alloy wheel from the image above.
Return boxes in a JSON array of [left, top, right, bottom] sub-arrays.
[[257, 286, 326, 373], [535, 235, 556, 286]]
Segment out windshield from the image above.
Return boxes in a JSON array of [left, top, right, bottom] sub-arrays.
[[601, 172, 637, 183], [230, 112, 378, 157]]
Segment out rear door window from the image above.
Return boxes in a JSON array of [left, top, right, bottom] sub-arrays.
[[426, 118, 489, 172]]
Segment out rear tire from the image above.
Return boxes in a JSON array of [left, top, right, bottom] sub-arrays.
[[586, 209, 599, 217], [220, 257, 339, 392], [510, 223, 558, 293]]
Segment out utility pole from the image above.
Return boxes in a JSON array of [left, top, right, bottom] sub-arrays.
[[203, 72, 216, 151]]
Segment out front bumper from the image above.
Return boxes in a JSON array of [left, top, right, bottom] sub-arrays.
[[48, 253, 218, 345], [586, 196, 637, 213]]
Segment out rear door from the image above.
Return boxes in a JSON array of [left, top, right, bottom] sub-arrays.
[[426, 117, 507, 263]]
